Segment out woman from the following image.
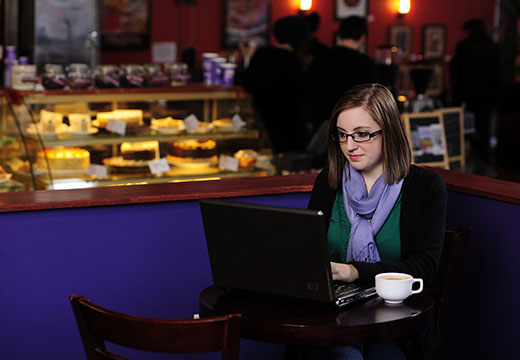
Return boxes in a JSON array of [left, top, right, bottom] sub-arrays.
[[307, 83, 447, 359]]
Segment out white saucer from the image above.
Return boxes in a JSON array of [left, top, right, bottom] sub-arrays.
[[26, 124, 69, 137]]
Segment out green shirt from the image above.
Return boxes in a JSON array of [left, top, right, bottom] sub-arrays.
[[327, 191, 402, 263]]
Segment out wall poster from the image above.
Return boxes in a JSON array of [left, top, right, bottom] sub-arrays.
[[223, 0, 270, 49], [100, 0, 150, 49]]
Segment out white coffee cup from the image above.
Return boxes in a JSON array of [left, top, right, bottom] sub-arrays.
[[68, 113, 92, 132], [40, 110, 63, 133], [375, 272, 423, 304]]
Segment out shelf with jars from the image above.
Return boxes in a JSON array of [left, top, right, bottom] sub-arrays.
[[0, 85, 273, 191]]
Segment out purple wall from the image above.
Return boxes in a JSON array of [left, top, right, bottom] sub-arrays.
[[444, 192, 520, 360], [0, 189, 519, 359], [0, 193, 308, 360]]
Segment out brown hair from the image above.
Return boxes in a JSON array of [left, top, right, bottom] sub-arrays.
[[327, 83, 411, 188]]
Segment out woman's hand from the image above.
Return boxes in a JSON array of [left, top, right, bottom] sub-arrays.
[[330, 262, 359, 282]]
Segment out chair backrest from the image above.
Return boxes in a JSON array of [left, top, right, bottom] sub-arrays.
[[70, 294, 241, 360], [436, 228, 471, 339]]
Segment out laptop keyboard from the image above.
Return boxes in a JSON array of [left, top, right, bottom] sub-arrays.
[[333, 282, 362, 297]]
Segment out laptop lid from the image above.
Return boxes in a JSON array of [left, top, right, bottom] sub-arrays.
[[200, 198, 338, 305]]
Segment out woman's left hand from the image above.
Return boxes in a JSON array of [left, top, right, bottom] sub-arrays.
[[330, 262, 359, 282]]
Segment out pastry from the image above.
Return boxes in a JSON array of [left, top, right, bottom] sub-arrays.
[[36, 147, 90, 170]]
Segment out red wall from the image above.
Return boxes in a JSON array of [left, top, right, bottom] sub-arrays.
[[101, 0, 496, 65]]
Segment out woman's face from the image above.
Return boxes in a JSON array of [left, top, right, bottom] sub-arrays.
[[336, 106, 384, 180]]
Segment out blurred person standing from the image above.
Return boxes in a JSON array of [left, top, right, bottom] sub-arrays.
[[244, 16, 311, 154], [304, 12, 329, 68], [450, 18, 501, 160], [308, 16, 379, 133]]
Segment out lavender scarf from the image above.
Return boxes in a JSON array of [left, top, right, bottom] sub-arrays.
[[342, 163, 403, 263]]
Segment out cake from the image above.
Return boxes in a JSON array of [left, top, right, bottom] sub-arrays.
[[120, 141, 158, 161], [36, 147, 90, 170], [188, 121, 214, 134], [167, 139, 217, 163], [212, 118, 234, 131], [95, 109, 143, 129], [234, 149, 257, 169], [151, 117, 185, 132]]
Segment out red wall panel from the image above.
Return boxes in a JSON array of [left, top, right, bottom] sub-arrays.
[[100, 0, 496, 66]]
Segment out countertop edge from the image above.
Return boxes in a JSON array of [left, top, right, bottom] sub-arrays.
[[0, 169, 519, 213]]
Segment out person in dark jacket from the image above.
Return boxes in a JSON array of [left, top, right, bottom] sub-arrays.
[[450, 18, 501, 159], [306, 83, 447, 359], [244, 16, 311, 153], [308, 16, 379, 132]]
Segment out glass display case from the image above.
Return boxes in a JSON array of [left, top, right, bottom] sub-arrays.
[[0, 85, 273, 191]]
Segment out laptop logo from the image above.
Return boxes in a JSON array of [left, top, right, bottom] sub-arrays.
[[307, 282, 320, 291]]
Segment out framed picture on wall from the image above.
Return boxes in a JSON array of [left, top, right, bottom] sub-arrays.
[[423, 24, 446, 59], [100, 0, 150, 50], [336, 0, 368, 19], [389, 24, 412, 59], [223, 0, 270, 49], [426, 64, 444, 96]]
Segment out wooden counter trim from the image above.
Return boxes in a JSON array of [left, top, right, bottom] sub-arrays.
[[0, 174, 317, 213], [434, 167, 520, 205], [0, 168, 519, 213]]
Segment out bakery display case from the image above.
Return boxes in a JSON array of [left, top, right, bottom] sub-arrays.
[[0, 85, 274, 191], [0, 94, 32, 192]]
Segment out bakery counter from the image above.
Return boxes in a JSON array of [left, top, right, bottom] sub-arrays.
[[1, 167, 520, 212], [0, 173, 317, 213]]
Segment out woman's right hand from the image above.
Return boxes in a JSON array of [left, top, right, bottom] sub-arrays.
[[330, 262, 359, 282]]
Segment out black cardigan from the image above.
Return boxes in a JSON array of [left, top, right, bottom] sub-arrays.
[[308, 165, 448, 285]]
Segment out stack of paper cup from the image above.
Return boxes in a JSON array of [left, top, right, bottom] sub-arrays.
[[202, 53, 218, 85], [221, 63, 237, 86], [211, 57, 227, 85]]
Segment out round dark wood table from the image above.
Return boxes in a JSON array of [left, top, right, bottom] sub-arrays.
[[199, 285, 435, 346]]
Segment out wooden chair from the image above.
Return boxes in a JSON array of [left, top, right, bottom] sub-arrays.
[[69, 294, 241, 360]]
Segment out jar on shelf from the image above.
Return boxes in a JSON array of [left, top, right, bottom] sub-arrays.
[[66, 63, 92, 89], [164, 62, 189, 87], [120, 64, 145, 88], [41, 64, 67, 90], [144, 63, 169, 87], [93, 64, 120, 89]]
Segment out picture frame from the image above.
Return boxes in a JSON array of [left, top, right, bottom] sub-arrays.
[[426, 64, 444, 96], [222, 0, 270, 49], [100, 0, 150, 50], [423, 24, 446, 59], [401, 111, 450, 169], [336, 0, 369, 19], [389, 24, 413, 59]]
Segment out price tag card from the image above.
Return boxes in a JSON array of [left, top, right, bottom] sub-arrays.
[[231, 113, 245, 130], [148, 158, 170, 174], [184, 114, 200, 133], [219, 155, 239, 172], [87, 164, 108, 179], [106, 119, 126, 135]]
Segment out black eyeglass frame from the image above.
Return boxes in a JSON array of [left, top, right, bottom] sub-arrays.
[[331, 129, 382, 143]]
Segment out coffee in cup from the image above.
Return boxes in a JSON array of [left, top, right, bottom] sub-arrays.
[[375, 272, 423, 304]]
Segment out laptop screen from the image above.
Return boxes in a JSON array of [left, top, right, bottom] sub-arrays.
[[200, 198, 337, 304]]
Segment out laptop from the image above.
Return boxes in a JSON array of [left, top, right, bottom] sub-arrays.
[[199, 198, 376, 307]]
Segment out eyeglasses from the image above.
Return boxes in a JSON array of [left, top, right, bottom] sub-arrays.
[[331, 129, 382, 143]]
